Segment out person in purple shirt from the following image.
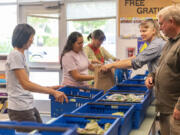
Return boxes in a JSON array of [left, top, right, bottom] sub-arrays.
[[60, 32, 94, 87]]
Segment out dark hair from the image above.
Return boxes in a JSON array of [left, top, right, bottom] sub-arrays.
[[12, 23, 35, 48], [60, 31, 83, 69], [87, 29, 106, 41]]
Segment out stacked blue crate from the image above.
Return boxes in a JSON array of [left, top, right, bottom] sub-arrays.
[[72, 102, 134, 135], [114, 69, 132, 84], [122, 79, 145, 85], [50, 113, 121, 135], [49, 86, 104, 117], [131, 70, 148, 79], [109, 84, 149, 94], [108, 84, 152, 105], [96, 91, 150, 129], [120, 80, 154, 103], [0, 121, 77, 135], [131, 74, 147, 80]]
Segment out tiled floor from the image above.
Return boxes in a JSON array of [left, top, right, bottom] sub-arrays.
[[41, 113, 51, 123]]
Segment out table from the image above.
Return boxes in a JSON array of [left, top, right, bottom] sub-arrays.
[[130, 105, 156, 135]]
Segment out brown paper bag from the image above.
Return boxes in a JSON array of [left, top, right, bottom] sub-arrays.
[[94, 66, 115, 92]]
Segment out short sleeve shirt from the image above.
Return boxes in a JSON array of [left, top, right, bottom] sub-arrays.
[[61, 50, 89, 87], [5, 50, 33, 110]]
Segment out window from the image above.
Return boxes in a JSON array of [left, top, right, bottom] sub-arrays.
[[27, 16, 59, 62], [0, 5, 17, 54], [0, 0, 16, 3], [67, 19, 116, 56], [66, 0, 116, 56], [66, 0, 116, 20], [29, 72, 59, 100], [19, 4, 61, 100]]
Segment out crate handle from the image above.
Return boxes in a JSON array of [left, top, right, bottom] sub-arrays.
[[110, 90, 146, 93], [108, 92, 145, 95], [64, 114, 117, 119], [0, 124, 68, 132], [116, 84, 145, 87], [126, 79, 145, 81], [65, 85, 102, 91], [88, 102, 132, 106], [98, 99, 141, 103]]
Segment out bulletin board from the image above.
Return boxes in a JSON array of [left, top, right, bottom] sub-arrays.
[[117, 0, 173, 37]]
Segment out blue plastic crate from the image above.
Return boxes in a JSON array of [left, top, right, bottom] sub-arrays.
[[109, 84, 149, 95], [114, 69, 132, 84], [49, 86, 104, 117], [72, 102, 134, 135], [50, 113, 121, 135], [131, 74, 147, 80], [96, 91, 150, 129], [109, 83, 153, 105], [122, 79, 145, 85], [122, 79, 155, 104], [0, 121, 77, 135]]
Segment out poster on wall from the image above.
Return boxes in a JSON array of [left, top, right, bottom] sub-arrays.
[[120, 18, 147, 39], [118, 0, 172, 18], [118, 0, 172, 36]]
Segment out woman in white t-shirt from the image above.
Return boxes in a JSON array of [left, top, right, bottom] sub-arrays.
[[60, 32, 94, 87], [5, 24, 68, 131]]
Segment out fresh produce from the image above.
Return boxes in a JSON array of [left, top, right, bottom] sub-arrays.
[[112, 112, 124, 116], [77, 120, 111, 135], [106, 93, 143, 102]]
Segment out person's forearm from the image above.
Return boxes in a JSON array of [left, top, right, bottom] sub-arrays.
[[73, 75, 94, 81], [111, 59, 132, 69], [20, 80, 55, 95]]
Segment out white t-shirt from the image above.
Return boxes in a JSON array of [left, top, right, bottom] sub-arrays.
[[5, 50, 34, 110]]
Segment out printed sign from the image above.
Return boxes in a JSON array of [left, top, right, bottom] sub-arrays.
[[119, 0, 172, 17]]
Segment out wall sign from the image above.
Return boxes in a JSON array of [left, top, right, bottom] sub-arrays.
[[117, 0, 173, 36], [119, 0, 172, 18]]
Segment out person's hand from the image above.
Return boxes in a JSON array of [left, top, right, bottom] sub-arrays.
[[53, 90, 68, 103], [145, 76, 154, 89], [173, 108, 180, 120], [115, 59, 120, 62], [100, 64, 112, 72], [91, 60, 103, 65]]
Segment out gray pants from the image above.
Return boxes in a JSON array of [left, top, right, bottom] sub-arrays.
[[8, 107, 42, 132], [170, 115, 180, 135], [159, 113, 170, 135]]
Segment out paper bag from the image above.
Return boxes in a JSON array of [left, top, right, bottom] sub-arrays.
[[94, 66, 115, 92]]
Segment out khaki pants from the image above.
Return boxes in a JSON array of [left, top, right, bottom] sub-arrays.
[[170, 115, 180, 135], [159, 113, 170, 135]]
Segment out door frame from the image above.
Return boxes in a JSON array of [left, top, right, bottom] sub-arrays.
[[18, 2, 67, 83], [18, 2, 67, 70]]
